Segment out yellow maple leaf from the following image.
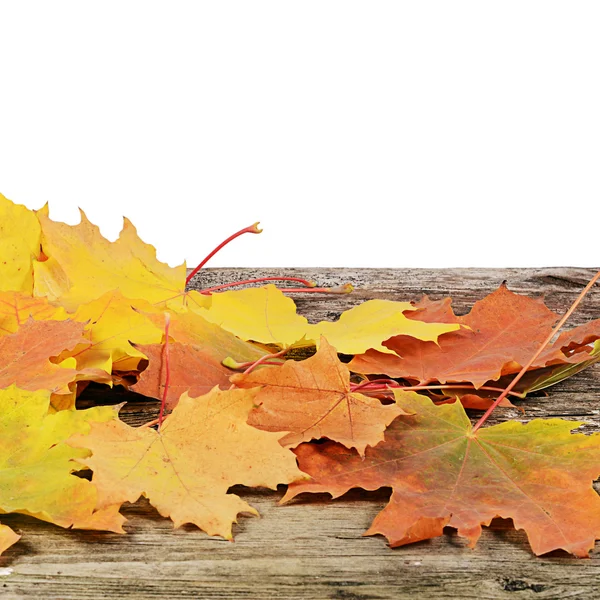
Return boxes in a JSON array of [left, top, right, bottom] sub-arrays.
[[308, 299, 460, 355], [161, 289, 212, 313], [0, 193, 41, 294], [0, 386, 124, 556], [33, 205, 187, 310], [197, 284, 459, 353], [70, 387, 306, 540], [196, 284, 308, 347], [62, 290, 164, 373]]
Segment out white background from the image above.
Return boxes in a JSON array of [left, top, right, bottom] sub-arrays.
[[0, 2, 598, 269]]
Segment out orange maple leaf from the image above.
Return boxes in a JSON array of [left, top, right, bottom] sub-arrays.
[[132, 340, 264, 409], [350, 284, 600, 388], [231, 337, 409, 455], [0, 319, 110, 394], [0, 291, 67, 336], [283, 391, 600, 557], [131, 310, 266, 409]]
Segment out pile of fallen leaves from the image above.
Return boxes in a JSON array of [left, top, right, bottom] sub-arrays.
[[1, 192, 600, 559]]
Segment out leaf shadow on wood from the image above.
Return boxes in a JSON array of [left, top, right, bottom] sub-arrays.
[[484, 518, 595, 561], [77, 383, 160, 427]]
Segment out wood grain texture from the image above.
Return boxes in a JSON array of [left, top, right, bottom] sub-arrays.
[[1, 267, 599, 599]]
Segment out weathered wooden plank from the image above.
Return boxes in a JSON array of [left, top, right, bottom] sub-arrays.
[[1, 267, 599, 599]]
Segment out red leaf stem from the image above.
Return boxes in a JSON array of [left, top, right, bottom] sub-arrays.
[[197, 276, 316, 294], [242, 347, 289, 376], [158, 312, 171, 431], [185, 222, 262, 285], [281, 283, 354, 294]]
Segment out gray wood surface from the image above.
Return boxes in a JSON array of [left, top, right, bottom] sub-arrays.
[[1, 267, 600, 599]]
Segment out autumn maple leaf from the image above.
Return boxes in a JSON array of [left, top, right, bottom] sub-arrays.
[[196, 284, 459, 353], [231, 337, 409, 455], [131, 308, 266, 409], [282, 391, 600, 557], [350, 284, 600, 389], [2, 186, 598, 564], [0, 386, 124, 556], [69, 387, 306, 540], [132, 341, 263, 410], [0, 193, 41, 295], [0, 290, 67, 336], [33, 204, 187, 310], [60, 290, 164, 374], [195, 284, 310, 347], [0, 318, 110, 394]]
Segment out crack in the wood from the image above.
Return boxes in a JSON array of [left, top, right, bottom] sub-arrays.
[[501, 578, 546, 593]]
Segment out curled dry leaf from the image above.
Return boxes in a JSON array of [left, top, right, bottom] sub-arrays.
[[536, 319, 600, 368], [514, 339, 600, 395], [283, 391, 600, 557]]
